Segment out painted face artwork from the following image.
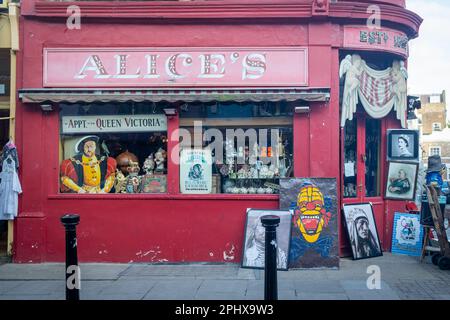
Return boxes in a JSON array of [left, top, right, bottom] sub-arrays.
[[356, 217, 370, 239], [83, 140, 96, 158], [294, 184, 332, 243]]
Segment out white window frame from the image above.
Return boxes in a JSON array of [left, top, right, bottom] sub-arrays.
[[429, 146, 441, 157], [432, 122, 442, 131]]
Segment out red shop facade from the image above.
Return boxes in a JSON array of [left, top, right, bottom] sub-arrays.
[[13, 0, 422, 263]]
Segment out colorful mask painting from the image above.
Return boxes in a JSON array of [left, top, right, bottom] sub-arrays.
[[280, 178, 339, 269]]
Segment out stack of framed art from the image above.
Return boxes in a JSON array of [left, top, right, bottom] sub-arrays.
[[385, 130, 420, 202], [241, 178, 339, 270]]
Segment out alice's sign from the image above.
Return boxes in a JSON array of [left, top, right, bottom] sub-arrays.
[[180, 149, 212, 194], [43, 47, 308, 87], [61, 114, 167, 134], [343, 26, 409, 57]]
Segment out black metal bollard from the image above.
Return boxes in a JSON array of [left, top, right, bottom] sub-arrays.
[[261, 215, 280, 301], [61, 214, 80, 301]]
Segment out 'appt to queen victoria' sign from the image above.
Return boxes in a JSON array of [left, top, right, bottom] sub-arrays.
[[43, 47, 308, 88]]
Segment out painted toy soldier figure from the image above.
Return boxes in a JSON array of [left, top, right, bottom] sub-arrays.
[[60, 135, 117, 193]]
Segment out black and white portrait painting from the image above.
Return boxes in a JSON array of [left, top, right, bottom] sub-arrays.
[[241, 209, 292, 270], [343, 203, 382, 260], [385, 161, 418, 201], [387, 130, 419, 161]]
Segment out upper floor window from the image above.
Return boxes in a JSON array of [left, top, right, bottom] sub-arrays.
[[432, 123, 442, 131], [429, 147, 441, 157]]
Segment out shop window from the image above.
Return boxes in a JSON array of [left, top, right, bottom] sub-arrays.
[[365, 119, 381, 197], [59, 103, 168, 194], [179, 101, 294, 194], [343, 118, 357, 198], [429, 147, 441, 157]]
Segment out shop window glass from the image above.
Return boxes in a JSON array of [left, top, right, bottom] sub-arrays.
[[365, 119, 381, 197], [59, 103, 168, 194], [343, 118, 357, 198], [179, 101, 294, 194]]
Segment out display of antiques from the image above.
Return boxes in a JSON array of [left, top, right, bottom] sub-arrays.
[[112, 147, 167, 194], [218, 133, 292, 194], [141, 152, 167, 193]]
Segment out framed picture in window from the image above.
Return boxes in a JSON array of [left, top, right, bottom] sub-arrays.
[[385, 161, 418, 201], [342, 203, 383, 260], [387, 129, 419, 161]]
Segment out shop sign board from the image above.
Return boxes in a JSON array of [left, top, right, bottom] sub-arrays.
[[44, 47, 308, 87], [61, 114, 167, 134], [180, 149, 212, 194], [343, 26, 409, 57]]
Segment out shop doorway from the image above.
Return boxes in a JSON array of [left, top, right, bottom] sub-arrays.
[[341, 112, 386, 255]]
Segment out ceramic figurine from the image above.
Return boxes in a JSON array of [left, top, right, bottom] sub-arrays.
[[231, 187, 240, 194], [142, 154, 155, 175], [240, 187, 248, 194], [116, 150, 139, 176], [154, 148, 166, 173], [126, 173, 141, 193], [265, 187, 274, 194], [257, 187, 266, 194], [259, 165, 269, 179], [249, 167, 259, 179], [114, 169, 127, 193]]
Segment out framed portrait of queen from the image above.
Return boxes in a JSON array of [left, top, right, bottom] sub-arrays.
[[385, 161, 418, 201], [387, 129, 419, 162]]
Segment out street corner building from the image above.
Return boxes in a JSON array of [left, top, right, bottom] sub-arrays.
[[12, 0, 422, 263]]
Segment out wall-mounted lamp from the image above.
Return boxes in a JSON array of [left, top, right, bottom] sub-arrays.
[[40, 103, 54, 112], [163, 108, 178, 117], [295, 106, 310, 114]]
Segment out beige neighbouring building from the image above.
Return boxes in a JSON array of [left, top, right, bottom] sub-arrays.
[[414, 91, 450, 180], [0, 0, 19, 260]]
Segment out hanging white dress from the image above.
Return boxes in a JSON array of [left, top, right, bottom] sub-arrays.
[[0, 157, 22, 220]]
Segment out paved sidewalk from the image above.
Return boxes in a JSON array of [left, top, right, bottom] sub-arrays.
[[0, 253, 449, 300]]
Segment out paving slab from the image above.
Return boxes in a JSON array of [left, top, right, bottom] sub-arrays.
[[197, 280, 248, 294], [194, 291, 246, 300], [295, 293, 349, 300], [0, 264, 64, 280], [5, 280, 65, 296], [99, 279, 157, 296], [0, 281, 22, 295], [295, 280, 345, 294]]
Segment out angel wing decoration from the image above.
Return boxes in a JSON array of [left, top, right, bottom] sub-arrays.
[[340, 54, 363, 127], [391, 60, 408, 128]]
